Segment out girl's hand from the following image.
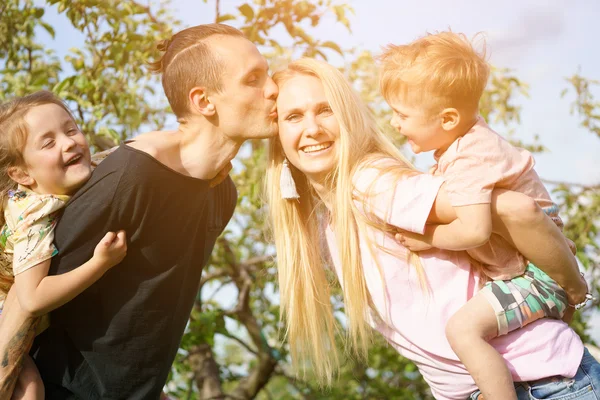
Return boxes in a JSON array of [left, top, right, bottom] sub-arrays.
[[394, 230, 433, 252], [93, 231, 127, 269]]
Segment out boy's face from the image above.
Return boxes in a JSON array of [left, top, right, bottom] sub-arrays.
[[387, 97, 447, 154]]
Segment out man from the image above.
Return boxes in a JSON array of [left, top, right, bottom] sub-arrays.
[[1, 23, 278, 399]]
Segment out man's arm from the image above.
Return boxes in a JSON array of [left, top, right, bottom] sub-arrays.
[[0, 287, 39, 398]]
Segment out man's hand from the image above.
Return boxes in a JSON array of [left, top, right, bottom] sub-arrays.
[[394, 230, 433, 252], [209, 162, 233, 188], [0, 288, 39, 399]]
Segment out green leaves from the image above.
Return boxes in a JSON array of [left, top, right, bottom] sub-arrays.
[[3, 1, 598, 398], [239, 3, 255, 21]]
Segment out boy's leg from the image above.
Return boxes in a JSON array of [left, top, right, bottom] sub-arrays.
[[489, 190, 587, 309], [454, 266, 568, 400], [446, 293, 517, 400], [0, 287, 39, 400]]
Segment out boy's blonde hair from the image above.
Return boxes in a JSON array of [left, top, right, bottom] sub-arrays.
[[379, 31, 490, 114], [0, 90, 75, 297], [147, 23, 245, 121]]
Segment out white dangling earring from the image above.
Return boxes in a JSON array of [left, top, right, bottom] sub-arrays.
[[280, 158, 299, 199]]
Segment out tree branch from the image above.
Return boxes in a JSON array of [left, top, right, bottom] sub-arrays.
[[239, 255, 272, 269], [218, 331, 257, 356], [189, 343, 224, 400], [200, 269, 231, 288], [220, 239, 278, 399], [206, 279, 233, 302], [131, 0, 160, 24], [273, 368, 311, 400], [541, 178, 600, 191]]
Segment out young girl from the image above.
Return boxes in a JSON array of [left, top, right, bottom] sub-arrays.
[[0, 91, 127, 400], [266, 58, 599, 399], [378, 32, 594, 399]]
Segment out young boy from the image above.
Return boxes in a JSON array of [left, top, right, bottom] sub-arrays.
[[378, 31, 592, 399]]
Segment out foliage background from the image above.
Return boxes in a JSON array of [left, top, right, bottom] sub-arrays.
[[1, 0, 598, 398]]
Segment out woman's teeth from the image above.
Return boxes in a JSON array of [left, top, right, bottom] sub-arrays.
[[302, 143, 331, 153]]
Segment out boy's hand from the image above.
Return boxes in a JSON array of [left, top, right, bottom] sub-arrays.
[[394, 230, 433, 252], [93, 231, 127, 269]]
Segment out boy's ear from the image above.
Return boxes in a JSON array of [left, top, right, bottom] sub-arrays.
[[189, 86, 216, 117], [440, 108, 460, 131], [7, 166, 34, 187]]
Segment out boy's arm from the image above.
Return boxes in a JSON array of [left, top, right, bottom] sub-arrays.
[[400, 203, 492, 251], [399, 187, 588, 305]]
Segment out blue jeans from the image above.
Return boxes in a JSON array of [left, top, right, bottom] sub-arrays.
[[469, 348, 600, 399]]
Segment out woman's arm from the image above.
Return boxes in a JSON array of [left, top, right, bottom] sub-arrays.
[[488, 189, 587, 305], [407, 186, 588, 305]]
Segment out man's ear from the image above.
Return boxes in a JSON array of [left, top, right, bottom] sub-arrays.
[[189, 86, 216, 117], [440, 108, 460, 131], [7, 166, 34, 187]]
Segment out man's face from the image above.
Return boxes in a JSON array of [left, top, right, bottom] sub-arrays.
[[208, 36, 279, 140]]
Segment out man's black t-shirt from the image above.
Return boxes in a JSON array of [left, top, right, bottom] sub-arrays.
[[32, 145, 237, 399]]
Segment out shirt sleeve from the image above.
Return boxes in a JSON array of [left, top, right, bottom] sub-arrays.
[[352, 159, 445, 234], [9, 194, 67, 275], [441, 135, 518, 207]]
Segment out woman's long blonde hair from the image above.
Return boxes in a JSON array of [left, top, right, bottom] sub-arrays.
[[266, 58, 423, 383], [0, 91, 75, 297]]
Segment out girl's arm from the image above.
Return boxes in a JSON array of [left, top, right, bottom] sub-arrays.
[[14, 230, 126, 317]]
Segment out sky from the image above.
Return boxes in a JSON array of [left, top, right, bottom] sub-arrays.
[[36, 0, 600, 339], [38, 0, 600, 185], [164, 0, 600, 185]]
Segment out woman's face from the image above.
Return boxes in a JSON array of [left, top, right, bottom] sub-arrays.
[[277, 74, 340, 184]]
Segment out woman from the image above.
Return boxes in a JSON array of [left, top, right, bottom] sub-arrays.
[[266, 58, 600, 400]]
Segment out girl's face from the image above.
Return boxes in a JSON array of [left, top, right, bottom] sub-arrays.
[[17, 103, 92, 195], [277, 74, 340, 184]]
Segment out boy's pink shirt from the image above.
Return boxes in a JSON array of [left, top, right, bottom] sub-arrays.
[[324, 163, 583, 400], [431, 117, 556, 280]]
